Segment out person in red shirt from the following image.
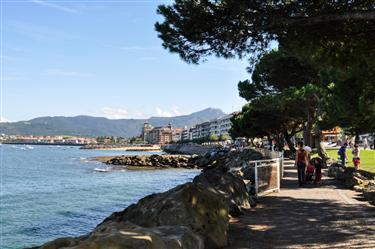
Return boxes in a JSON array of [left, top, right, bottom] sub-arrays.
[[295, 141, 308, 187]]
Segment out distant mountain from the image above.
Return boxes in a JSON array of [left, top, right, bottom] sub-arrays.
[[0, 108, 226, 137]]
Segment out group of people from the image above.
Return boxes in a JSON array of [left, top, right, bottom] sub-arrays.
[[294, 141, 362, 187], [295, 141, 322, 187], [338, 142, 361, 171]]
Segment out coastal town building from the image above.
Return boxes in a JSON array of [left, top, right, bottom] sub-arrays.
[[172, 128, 183, 142], [181, 127, 192, 141], [210, 114, 233, 137], [191, 126, 199, 140], [140, 113, 234, 144], [142, 123, 153, 143], [191, 113, 234, 140], [142, 123, 174, 145], [194, 121, 211, 139]]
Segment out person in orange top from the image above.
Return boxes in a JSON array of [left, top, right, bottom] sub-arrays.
[[295, 141, 308, 187]]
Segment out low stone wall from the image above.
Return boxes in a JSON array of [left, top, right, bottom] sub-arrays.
[[162, 143, 220, 156]]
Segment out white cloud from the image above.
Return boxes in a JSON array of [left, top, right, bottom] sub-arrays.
[[172, 106, 182, 116], [30, 0, 79, 14], [155, 107, 173, 117], [102, 107, 129, 119], [44, 69, 92, 77], [0, 117, 10, 123], [155, 106, 183, 117]]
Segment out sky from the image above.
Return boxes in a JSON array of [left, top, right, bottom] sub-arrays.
[[1, 0, 250, 122]]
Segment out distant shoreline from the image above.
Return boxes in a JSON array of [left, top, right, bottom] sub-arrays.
[[91, 147, 161, 152], [1, 142, 83, 146]]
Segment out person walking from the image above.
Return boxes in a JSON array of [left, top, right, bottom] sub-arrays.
[[295, 141, 308, 187], [352, 143, 361, 171], [338, 143, 348, 166], [363, 138, 369, 150]]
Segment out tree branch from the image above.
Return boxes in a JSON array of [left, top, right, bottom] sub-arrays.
[[270, 10, 375, 29]]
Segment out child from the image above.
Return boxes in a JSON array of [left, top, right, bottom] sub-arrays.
[[312, 157, 322, 184], [352, 144, 361, 171], [338, 143, 347, 166], [306, 163, 315, 182]]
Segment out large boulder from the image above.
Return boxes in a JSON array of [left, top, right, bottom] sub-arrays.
[[102, 182, 229, 248], [38, 222, 203, 249], [328, 163, 345, 178], [363, 188, 375, 205], [193, 170, 251, 216], [345, 175, 369, 188]]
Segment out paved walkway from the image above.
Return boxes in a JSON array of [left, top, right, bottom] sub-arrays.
[[226, 160, 375, 249]]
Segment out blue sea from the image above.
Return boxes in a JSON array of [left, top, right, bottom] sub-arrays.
[[0, 144, 200, 249]]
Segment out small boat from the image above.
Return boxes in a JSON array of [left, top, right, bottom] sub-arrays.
[[25, 145, 34, 150]]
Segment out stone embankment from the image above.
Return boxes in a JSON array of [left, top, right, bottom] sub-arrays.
[[81, 144, 161, 151], [328, 163, 375, 204], [162, 143, 220, 156], [33, 148, 265, 249]]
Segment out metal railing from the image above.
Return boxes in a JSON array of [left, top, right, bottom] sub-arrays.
[[248, 157, 283, 196]]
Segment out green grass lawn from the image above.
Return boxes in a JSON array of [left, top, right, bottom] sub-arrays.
[[314, 148, 375, 173]]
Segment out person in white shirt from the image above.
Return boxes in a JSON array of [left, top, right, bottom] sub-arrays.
[[352, 144, 361, 171]]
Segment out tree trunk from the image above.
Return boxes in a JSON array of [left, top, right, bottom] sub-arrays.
[[355, 130, 360, 143], [284, 132, 296, 154], [303, 112, 313, 146], [314, 128, 329, 161]]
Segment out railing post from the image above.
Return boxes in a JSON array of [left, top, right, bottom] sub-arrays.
[[255, 162, 258, 196], [281, 152, 284, 178], [277, 158, 281, 192]]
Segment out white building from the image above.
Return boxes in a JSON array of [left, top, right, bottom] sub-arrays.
[[215, 114, 233, 137], [181, 127, 192, 141], [190, 113, 234, 140]]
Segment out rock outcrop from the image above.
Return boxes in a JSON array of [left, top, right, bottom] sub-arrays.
[[193, 169, 252, 216], [103, 183, 229, 248], [328, 163, 375, 205], [105, 154, 199, 169], [39, 221, 203, 249], [33, 148, 267, 249]]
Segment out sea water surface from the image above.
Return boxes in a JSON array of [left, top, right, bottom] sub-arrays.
[[0, 144, 200, 249]]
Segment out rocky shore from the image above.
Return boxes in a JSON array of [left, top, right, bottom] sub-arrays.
[[32, 148, 265, 249], [103, 154, 199, 169], [328, 163, 375, 205]]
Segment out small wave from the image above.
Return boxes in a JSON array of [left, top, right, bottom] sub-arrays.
[[93, 167, 113, 173]]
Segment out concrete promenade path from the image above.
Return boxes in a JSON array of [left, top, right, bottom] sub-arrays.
[[226, 160, 375, 249]]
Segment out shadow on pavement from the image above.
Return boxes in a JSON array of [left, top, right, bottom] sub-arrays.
[[227, 195, 375, 248]]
